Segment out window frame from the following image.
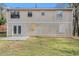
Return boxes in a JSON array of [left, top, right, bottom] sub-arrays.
[[28, 12, 32, 17], [56, 11, 63, 20], [13, 25, 17, 34], [41, 12, 45, 16], [58, 24, 65, 34], [13, 25, 21, 35], [18, 25, 21, 34], [10, 11, 20, 19]]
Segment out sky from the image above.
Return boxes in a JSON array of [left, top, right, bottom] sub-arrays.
[[5, 3, 57, 8]]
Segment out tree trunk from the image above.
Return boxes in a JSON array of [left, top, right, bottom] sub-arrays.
[[73, 17, 76, 36], [78, 25, 79, 36], [73, 15, 79, 36], [76, 17, 79, 36]]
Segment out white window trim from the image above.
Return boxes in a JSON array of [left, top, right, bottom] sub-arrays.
[[56, 11, 63, 20], [12, 25, 21, 36]]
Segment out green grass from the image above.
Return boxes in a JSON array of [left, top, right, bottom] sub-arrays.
[[0, 37, 79, 56]]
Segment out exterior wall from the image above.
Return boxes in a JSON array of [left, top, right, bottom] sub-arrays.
[[28, 23, 72, 36], [6, 8, 73, 37], [7, 10, 72, 23]]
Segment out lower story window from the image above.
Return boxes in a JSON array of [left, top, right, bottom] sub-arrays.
[[13, 26, 17, 34], [13, 25, 21, 34], [59, 24, 65, 33], [18, 26, 21, 34]]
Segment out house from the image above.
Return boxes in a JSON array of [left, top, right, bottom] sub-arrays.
[[5, 8, 73, 37]]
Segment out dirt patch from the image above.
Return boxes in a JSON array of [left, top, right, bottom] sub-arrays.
[[9, 43, 23, 49], [71, 36, 79, 40]]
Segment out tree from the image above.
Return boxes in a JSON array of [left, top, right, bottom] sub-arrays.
[[0, 3, 6, 25], [0, 18, 6, 25], [69, 3, 79, 36], [55, 3, 71, 8], [55, 3, 79, 36]]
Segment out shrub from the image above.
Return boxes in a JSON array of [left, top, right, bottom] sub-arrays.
[[0, 18, 6, 25]]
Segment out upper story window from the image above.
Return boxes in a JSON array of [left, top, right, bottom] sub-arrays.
[[28, 12, 32, 17], [41, 12, 45, 16], [56, 11, 63, 20], [11, 11, 20, 19]]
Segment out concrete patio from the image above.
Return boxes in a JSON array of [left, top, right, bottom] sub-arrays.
[[0, 36, 30, 40]]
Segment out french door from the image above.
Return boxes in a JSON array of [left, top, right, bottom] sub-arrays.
[[12, 25, 21, 36]]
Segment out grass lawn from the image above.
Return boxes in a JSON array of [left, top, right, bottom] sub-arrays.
[[0, 36, 79, 56]]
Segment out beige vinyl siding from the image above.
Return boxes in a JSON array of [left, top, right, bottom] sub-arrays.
[[7, 11, 72, 23], [6, 8, 73, 37]]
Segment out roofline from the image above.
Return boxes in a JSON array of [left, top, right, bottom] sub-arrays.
[[6, 8, 73, 11]]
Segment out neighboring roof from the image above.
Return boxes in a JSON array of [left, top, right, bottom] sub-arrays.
[[6, 8, 73, 11]]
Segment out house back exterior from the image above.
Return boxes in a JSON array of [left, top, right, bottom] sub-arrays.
[[6, 8, 73, 37]]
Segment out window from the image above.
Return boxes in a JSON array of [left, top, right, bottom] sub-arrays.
[[13, 25, 21, 34], [13, 26, 17, 34], [41, 12, 45, 16], [28, 12, 32, 17], [18, 26, 21, 34], [11, 11, 20, 18], [59, 24, 65, 33], [56, 11, 63, 20]]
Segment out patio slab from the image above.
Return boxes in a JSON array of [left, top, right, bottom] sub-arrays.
[[0, 36, 30, 40]]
